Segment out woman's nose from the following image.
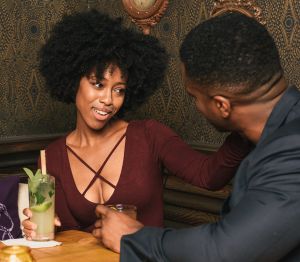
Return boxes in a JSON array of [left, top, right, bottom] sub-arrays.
[[99, 88, 112, 105]]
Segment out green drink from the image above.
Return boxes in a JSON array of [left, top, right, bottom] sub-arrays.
[[24, 168, 55, 241]]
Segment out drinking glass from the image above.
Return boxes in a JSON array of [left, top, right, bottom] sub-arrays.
[[106, 204, 137, 219], [28, 174, 55, 241]]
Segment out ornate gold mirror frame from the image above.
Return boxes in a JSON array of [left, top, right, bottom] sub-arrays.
[[211, 0, 265, 24], [122, 0, 169, 34]]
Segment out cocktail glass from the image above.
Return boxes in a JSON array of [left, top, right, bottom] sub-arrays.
[[106, 204, 137, 219], [28, 174, 55, 241]]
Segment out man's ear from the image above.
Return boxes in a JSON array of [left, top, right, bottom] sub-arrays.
[[212, 95, 231, 118]]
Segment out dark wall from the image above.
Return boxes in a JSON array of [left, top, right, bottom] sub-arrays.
[[0, 0, 299, 148]]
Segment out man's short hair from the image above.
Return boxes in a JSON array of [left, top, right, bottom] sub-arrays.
[[180, 12, 282, 95]]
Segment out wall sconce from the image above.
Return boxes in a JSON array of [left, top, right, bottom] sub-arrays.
[[122, 0, 169, 34]]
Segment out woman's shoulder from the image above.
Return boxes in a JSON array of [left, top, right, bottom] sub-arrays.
[[128, 119, 176, 139], [40, 135, 68, 173], [45, 135, 67, 154], [129, 119, 167, 130]]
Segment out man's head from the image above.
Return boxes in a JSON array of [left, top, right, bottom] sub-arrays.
[[180, 12, 284, 133]]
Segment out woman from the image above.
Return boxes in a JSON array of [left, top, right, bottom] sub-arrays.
[[22, 10, 251, 238]]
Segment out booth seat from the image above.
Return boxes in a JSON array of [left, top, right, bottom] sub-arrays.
[[163, 174, 231, 228]]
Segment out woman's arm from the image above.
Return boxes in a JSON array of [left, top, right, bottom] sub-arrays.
[[146, 120, 252, 190]]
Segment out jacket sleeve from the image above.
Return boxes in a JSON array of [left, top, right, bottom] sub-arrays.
[[120, 132, 300, 262], [121, 191, 300, 261], [146, 120, 252, 190]]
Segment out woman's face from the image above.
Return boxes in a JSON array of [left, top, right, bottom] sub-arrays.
[[75, 65, 127, 131]]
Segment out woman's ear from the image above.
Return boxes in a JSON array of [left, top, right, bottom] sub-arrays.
[[212, 95, 231, 118]]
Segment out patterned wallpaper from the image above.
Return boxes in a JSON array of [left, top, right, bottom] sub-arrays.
[[0, 0, 299, 147]]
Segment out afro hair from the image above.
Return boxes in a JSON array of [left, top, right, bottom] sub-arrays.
[[180, 12, 282, 95], [39, 9, 168, 117]]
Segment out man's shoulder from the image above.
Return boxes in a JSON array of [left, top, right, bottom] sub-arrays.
[[245, 117, 300, 169], [264, 117, 300, 146], [245, 118, 300, 177]]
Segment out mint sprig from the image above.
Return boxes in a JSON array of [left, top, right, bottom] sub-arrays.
[[23, 168, 44, 194], [23, 168, 43, 181], [23, 167, 53, 209], [23, 167, 35, 180], [35, 192, 46, 205]]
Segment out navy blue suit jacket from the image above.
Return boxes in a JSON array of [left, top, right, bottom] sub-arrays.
[[120, 86, 300, 262]]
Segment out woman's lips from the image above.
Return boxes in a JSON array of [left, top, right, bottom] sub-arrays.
[[92, 107, 112, 120], [93, 108, 109, 116]]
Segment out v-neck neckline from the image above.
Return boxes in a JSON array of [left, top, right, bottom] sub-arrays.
[[63, 124, 130, 205]]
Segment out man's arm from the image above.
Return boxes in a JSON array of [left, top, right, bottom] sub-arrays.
[[121, 133, 300, 261], [121, 188, 300, 262]]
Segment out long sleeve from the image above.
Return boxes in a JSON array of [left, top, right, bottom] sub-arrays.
[[146, 120, 252, 190], [120, 119, 300, 262]]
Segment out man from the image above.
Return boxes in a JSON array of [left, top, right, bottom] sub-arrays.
[[93, 12, 300, 261]]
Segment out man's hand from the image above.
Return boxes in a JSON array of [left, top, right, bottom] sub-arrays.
[[92, 205, 144, 253]]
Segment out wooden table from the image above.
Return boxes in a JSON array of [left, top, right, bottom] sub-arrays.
[[1, 230, 119, 262]]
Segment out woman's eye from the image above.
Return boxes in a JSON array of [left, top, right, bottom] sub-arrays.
[[114, 88, 126, 94], [94, 82, 103, 88]]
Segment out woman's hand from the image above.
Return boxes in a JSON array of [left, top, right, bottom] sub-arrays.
[[92, 205, 144, 253], [22, 208, 61, 240]]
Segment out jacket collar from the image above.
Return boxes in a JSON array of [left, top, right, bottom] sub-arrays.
[[257, 86, 300, 146]]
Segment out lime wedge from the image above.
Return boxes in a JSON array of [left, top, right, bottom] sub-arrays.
[[31, 201, 52, 212]]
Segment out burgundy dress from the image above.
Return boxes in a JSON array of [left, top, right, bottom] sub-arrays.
[[43, 120, 250, 232]]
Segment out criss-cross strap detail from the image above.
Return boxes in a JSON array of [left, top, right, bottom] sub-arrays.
[[66, 133, 126, 196]]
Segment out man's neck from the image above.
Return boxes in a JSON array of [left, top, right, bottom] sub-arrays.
[[231, 77, 288, 144]]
